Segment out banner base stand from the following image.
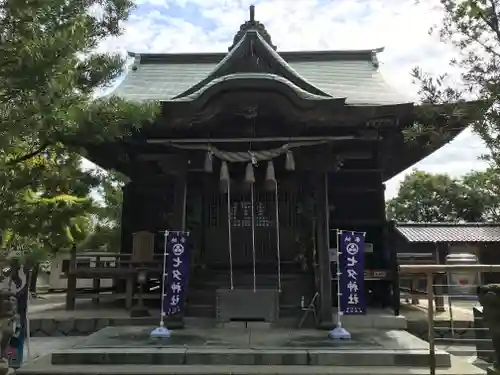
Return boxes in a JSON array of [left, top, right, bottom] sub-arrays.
[[150, 326, 171, 339], [329, 326, 351, 340]]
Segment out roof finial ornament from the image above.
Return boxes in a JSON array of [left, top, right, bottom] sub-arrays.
[[228, 4, 277, 51]]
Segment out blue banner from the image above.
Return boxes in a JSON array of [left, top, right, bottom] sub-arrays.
[[339, 231, 366, 315], [163, 231, 191, 316]]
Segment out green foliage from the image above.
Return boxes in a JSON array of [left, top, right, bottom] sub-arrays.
[[0, 0, 160, 260], [80, 171, 125, 252], [412, 0, 500, 163], [387, 168, 500, 222]]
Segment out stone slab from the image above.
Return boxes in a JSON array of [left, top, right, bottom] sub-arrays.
[[47, 326, 451, 368], [16, 354, 486, 375], [71, 326, 431, 351], [50, 347, 451, 367]]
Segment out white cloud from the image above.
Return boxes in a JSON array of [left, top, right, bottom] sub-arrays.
[[94, 0, 489, 199]]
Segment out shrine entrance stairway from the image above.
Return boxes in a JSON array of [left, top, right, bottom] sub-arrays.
[[17, 325, 484, 375]]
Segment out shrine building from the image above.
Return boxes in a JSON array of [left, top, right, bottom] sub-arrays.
[[81, 6, 475, 325]]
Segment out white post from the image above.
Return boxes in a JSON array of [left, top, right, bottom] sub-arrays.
[[150, 230, 171, 338], [329, 229, 351, 340]]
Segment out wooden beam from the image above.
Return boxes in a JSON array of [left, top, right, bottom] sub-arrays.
[[145, 135, 377, 144], [315, 170, 333, 325]]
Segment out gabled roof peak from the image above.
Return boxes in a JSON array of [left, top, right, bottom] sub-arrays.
[[229, 5, 276, 51]]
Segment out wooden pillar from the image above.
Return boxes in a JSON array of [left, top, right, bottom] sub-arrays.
[[386, 220, 400, 315], [115, 182, 134, 297], [315, 170, 333, 325], [171, 169, 187, 231], [120, 183, 134, 255], [65, 244, 77, 311]]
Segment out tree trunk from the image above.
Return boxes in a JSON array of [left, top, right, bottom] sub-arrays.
[[29, 263, 39, 295]]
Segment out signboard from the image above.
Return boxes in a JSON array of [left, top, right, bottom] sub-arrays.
[[338, 231, 366, 315], [163, 231, 191, 316]]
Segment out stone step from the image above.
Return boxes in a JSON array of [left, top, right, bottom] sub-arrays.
[[17, 354, 484, 375], [49, 347, 452, 367], [16, 363, 486, 375]]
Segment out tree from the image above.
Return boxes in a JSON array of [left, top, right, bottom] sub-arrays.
[[412, 0, 500, 163], [80, 171, 125, 252], [462, 167, 500, 220], [0, 0, 159, 159], [0, 0, 159, 254], [386, 169, 487, 222]]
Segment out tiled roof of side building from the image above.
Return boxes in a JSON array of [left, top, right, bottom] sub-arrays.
[[109, 48, 414, 106], [395, 222, 500, 243]]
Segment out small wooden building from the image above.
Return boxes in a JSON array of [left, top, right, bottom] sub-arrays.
[[76, 7, 475, 324], [395, 222, 500, 284]]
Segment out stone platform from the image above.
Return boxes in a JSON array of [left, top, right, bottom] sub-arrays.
[[17, 326, 485, 375], [28, 301, 408, 336]]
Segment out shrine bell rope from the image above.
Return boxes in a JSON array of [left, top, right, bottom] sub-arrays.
[[168, 140, 328, 293], [274, 179, 281, 291], [250, 182, 257, 292], [226, 174, 234, 290]]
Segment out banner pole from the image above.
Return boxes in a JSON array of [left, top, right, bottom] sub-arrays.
[[150, 230, 171, 339], [329, 229, 351, 340], [250, 183, 257, 293], [335, 229, 342, 328]]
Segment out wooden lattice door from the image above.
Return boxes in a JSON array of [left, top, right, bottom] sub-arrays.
[[202, 182, 299, 270]]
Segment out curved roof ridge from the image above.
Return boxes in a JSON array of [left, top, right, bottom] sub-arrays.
[[171, 29, 336, 101], [169, 73, 345, 103]]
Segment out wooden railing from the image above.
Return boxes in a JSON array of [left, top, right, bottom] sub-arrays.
[[65, 248, 165, 310]]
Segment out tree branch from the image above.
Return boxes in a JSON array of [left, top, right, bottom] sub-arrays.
[[6, 143, 50, 165]]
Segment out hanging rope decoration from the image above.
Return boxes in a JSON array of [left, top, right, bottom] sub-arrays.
[[168, 140, 328, 166], [168, 141, 328, 293]]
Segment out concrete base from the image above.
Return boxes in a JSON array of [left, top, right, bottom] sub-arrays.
[[17, 357, 486, 375], [329, 310, 407, 330], [15, 325, 487, 375]]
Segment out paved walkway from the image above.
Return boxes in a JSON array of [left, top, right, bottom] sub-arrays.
[[400, 300, 475, 321]]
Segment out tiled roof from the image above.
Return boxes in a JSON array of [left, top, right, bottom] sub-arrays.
[[110, 51, 413, 105], [396, 223, 500, 243]]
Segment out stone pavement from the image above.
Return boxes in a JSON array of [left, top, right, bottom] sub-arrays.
[[400, 300, 475, 321]]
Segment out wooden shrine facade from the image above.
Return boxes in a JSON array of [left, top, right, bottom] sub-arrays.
[[81, 6, 476, 324]]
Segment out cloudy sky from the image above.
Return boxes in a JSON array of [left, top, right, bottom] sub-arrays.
[[98, 0, 488, 199]]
